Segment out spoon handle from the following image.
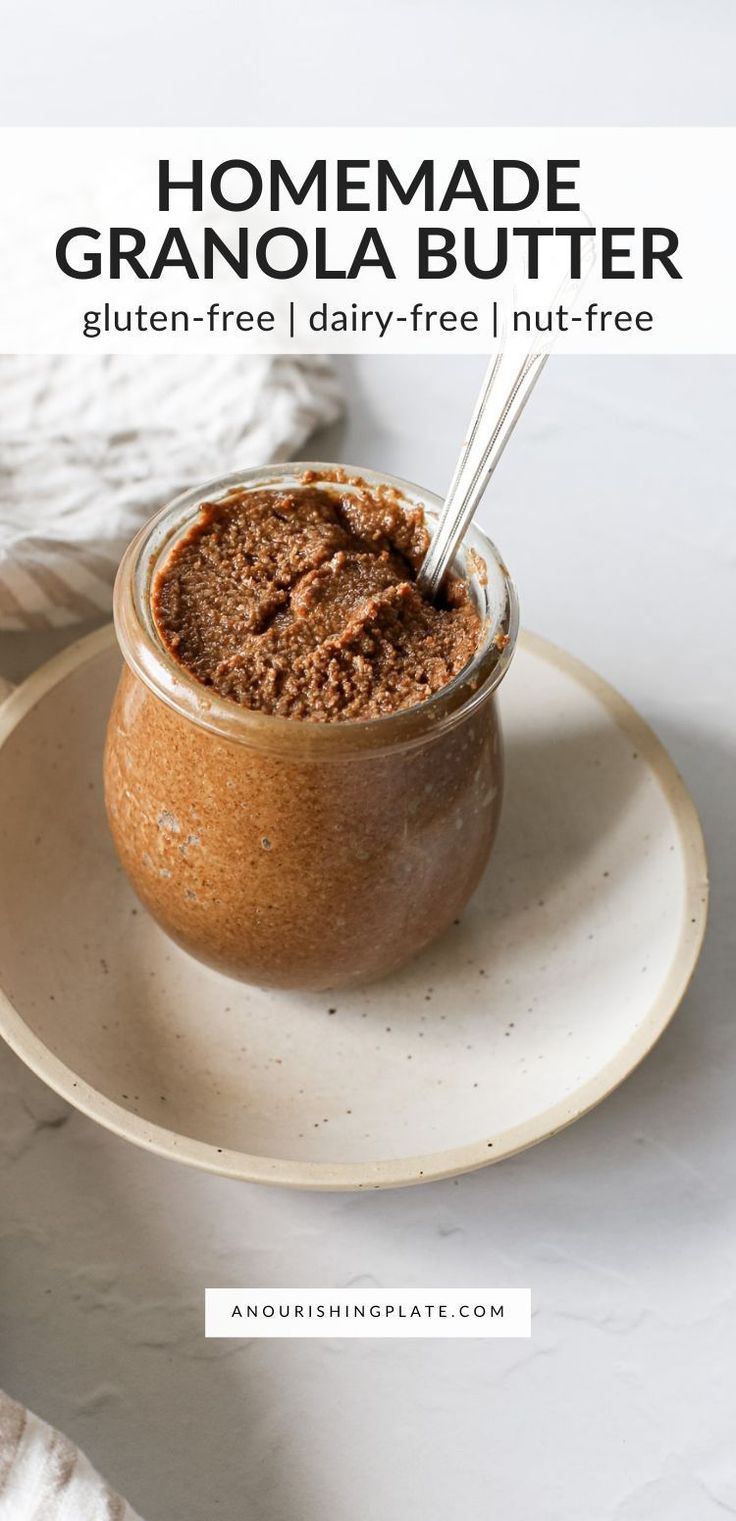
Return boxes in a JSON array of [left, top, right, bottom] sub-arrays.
[[416, 346, 548, 600]]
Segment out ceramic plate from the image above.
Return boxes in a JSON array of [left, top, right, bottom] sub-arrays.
[[0, 627, 708, 1189]]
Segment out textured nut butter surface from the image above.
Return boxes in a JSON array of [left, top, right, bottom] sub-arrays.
[[153, 477, 481, 720], [105, 474, 501, 989]]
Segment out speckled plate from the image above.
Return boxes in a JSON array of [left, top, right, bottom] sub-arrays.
[[0, 626, 708, 1189]]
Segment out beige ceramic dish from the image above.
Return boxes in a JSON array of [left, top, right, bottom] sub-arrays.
[[0, 626, 707, 1190]]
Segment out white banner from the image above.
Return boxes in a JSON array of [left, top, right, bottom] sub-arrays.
[[205, 1288, 532, 1339], [1, 127, 733, 355]]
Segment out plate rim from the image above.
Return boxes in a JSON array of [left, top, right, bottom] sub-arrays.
[[0, 623, 709, 1190]]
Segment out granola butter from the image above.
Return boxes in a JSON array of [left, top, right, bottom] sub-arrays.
[[152, 476, 481, 721], [105, 472, 506, 991]]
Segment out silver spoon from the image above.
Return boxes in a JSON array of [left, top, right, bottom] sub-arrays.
[[416, 343, 548, 600], [417, 220, 599, 602]]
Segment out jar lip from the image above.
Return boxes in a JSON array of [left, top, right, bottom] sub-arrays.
[[113, 461, 520, 756]]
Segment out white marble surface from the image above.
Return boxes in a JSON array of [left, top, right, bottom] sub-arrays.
[[1, 352, 735, 1521], [1, 3, 735, 1516], [1, 0, 733, 126]]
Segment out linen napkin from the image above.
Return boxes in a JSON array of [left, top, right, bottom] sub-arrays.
[[0, 1391, 143, 1520], [0, 354, 342, 630]]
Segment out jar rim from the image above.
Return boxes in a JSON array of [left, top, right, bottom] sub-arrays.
[[113, 461, 519, 757]]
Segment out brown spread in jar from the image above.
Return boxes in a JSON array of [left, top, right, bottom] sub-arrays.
[[152, 474, 482, 722]]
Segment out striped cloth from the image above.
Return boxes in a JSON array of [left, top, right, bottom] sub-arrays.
[[0, 1392, 142, 1520], [0, 354, 342, 630]]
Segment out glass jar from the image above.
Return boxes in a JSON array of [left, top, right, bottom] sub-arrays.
[[104, 464, 519, 990]]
